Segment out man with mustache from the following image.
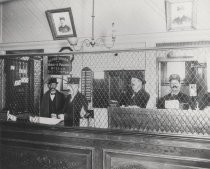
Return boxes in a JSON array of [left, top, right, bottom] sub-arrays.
[[40, 78, 65, 118], [157, 74, 192, 109]]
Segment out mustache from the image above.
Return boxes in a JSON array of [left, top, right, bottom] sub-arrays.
[[172, 86, 178, 89]]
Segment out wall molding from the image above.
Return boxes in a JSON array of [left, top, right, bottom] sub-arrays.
[[156, 41, 210, 47], [1, 30, 210, 51]]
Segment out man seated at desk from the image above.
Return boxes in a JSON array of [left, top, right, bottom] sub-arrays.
[[157, 74, 192, 110], [120, 74, 150, 108]]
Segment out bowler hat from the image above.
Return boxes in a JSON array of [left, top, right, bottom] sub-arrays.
[[169, 74, 180, 82], [131, 74, 146, 84], [48, 78, 58, 84], [65, 77, 80, 84]]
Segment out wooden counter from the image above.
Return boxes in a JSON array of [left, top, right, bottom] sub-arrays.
[[108, 107, 210, 135], [1, 121, 210, 169]]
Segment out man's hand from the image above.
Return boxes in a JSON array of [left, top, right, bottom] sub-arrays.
[[51, 113, 57, 119], [58, 114, 64, 120], [84, 112, 90, 118], [84, 110, 94, 118]]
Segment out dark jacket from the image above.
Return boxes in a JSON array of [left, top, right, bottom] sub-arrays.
[[63, 92, 88, 127], [40, 90, 65, 117], [157, 92, 192, 109], [120, 88, 150, 108], [130, 88, 150, 108]]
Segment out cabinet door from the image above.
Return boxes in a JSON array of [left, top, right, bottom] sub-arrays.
[[5, 58, 30, 113], [4, 50, 44, 114]]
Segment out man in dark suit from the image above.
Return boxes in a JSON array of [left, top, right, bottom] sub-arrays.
[[40, 78, 65, 118], [119, 74, 150, 108], [63, 77, 88, 127], [129, 74, 150, 108], [157, 74, 192, 110]]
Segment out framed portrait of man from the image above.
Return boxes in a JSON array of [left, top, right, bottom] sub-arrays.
[[46, 8, 77, 40], [165, 0, 196, 31]]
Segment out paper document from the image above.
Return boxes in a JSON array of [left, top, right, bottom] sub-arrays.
[[165, 100, 180, 109]]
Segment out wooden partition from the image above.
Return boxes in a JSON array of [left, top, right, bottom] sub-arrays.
[[1, 121, 210, 169], [108, 107, 210, 135]]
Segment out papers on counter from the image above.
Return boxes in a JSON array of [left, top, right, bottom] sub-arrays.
[[30, 116, 63, 125], [165, 100, 179, 109]]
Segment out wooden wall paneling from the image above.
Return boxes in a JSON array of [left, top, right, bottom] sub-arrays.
[[104, 150, 210, 169], [0, 140, 93, 169], [1, 122, 210, 169]]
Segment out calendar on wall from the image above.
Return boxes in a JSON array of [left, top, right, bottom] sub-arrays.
[[81, 67, 93, 102]]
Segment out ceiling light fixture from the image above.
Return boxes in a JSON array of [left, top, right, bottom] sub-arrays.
[[67, 0, 116, 51]]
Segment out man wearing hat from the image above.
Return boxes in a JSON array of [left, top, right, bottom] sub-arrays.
[[120, 74, 150, 108], [157, 74, 192, 109], [40, 78, 65, 118], [129, 74, 150, 108], [62, 77, 88, 127]]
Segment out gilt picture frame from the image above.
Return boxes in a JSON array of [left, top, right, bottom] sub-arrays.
[[46, 8, 77, 40], [165, 0, 196, 31]]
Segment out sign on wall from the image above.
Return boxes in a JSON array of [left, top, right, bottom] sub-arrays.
[[81, 67, 93, 102], [48, 56, 71, 75]]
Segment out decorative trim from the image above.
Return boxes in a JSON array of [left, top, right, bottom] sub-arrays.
[[156, 41, 210, 47], [0, 40, 69, 51]]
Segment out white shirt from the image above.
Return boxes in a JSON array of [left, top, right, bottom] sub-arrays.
[[50, 93, 55, 101]]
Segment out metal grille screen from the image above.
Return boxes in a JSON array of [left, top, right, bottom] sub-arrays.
[[0, 47, 209, 136]]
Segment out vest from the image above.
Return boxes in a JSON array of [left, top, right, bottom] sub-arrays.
[[49, 97, 56, 116]]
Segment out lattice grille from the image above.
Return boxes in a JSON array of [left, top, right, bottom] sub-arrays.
[[0, 47, 209, 136]]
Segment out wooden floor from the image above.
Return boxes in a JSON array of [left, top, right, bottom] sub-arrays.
[[1, 121, 210, 169]]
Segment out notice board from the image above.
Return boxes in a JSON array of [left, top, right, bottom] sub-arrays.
[[48, 56, 71, 75], [81, 67, 93, 102]]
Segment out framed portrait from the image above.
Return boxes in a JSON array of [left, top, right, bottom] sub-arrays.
[[46, 8, 77, 40], [165, 0, 196, 31]]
